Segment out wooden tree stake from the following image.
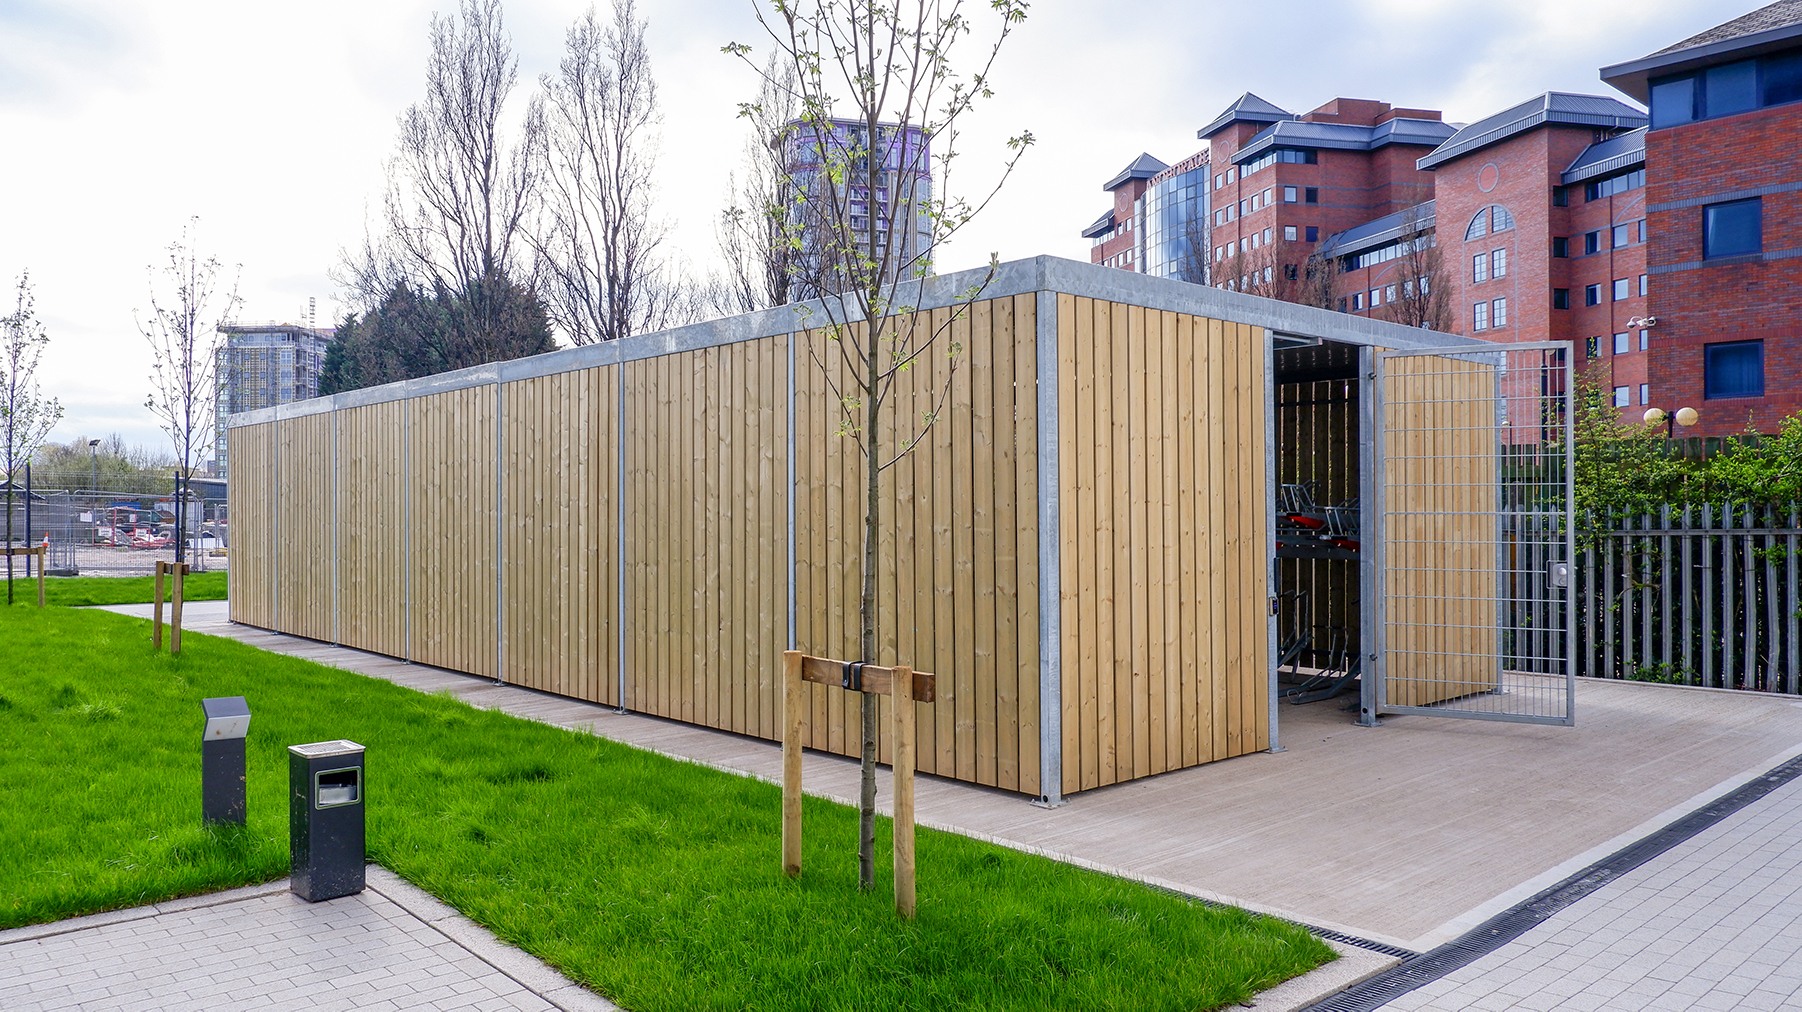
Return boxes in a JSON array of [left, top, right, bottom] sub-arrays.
[[782, 649, 803, 877], [171, 562, 186, 654], [153, 561, 166, 649], [892, 664, 916, 919]]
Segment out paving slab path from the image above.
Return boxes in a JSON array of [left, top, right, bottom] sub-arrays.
[[0, 867, 616, 1012]]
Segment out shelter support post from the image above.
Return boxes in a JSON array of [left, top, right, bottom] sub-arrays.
[[1358, 345, 1381, 727]]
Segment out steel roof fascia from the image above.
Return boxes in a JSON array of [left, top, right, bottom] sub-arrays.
[[225, 254, 1491, 429]]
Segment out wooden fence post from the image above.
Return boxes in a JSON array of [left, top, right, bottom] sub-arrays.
[[153, 561, 166, 650], [171, 563, 187, 655], [35, 545, 45, 607], [892, 664, 916, 919], [781, 649, 803, 877]]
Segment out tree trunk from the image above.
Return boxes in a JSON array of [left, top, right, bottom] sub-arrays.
[[857, 321, 882, 891]]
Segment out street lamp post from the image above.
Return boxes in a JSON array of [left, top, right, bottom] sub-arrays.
[[1643, 405, 1700, 442]]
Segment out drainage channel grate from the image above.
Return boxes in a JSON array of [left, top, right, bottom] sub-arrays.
[[1300, 751, 1802, 1012]]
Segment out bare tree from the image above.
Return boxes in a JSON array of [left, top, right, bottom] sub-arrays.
[[1172, 214, 1211, 287], [727, 0, 1032, 891], [1222, 236, 1314, 303], [535, 1, 687, 344], [343, 0, 544, 355], [1377, 205, 1451, 332], [714, 55, 805, 314], [140, 219, 239, 567], [1, 272, 63, 603]]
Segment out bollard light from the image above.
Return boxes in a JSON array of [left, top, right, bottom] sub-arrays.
[[200, 696, 251, 825]]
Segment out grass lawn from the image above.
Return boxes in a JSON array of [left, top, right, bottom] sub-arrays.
[[0, 606, 1335, 1011], [2, 570, 228, 607]]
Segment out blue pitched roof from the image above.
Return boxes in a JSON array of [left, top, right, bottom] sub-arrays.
[[1603, 1, 1802, 103], [1417, 93, 1646, 170], [1561, 127, 1647, 185], [1103, 152, 1169, 191], [1315, 201, 1436, 260], [1197, 92, 1294, 139], [1231, 117, 1455, 164]]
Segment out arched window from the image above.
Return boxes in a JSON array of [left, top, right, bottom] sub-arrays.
[[1465, 204, 1515, 241]]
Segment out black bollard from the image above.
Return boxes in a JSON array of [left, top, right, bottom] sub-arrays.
[[200, 696, 251, 824]]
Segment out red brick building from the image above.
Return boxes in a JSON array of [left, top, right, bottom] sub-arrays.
[[1198, 95, 1453, 295], [1602, 0, 1802, 437], [1079, 2, 1802, 432]]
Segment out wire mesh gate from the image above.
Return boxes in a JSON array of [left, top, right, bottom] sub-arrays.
[[1370, 343, 1574, 725]]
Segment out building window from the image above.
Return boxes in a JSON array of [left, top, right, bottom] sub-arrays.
[[1613, 386, 1630, 408], [1493, 297, 1507, 327], [1584, 231, 1600, 255], [1473, 253, 1489, 283], [1637, 219, 1648, 243], [1305, 226, 1319, 242], [1492, 248, 1507, 278], [1639, 330, 1649, 351], [1466, 209, 1489, 241], [1651, 75, 1695, 128], [1553, 288, 1570, 310], [1370, 288, 1382, 307], [1284, 225, 1298, 241], [1226, 168, 1235, 183], [1385, 284, 1397, 303], [1612, 224, 1631, 248], [1585, 169, 1646, 202], [1262, 187, 1273, 205], [1640, 274, 1648, 297], [1640, 384, 1650, 405], [1240, 199, 1250, 215], [1552, 186, 1569, 207], [1704, 198, 1762, 258], [1339, 297, 1348, 313], [1263, 227, 1273, 244], [1305, 187, 1318, 204], [1284, 186, 1298, 203], [1653, 52, 1802, 129], [1613, 278, 1630, 301], [1705, 340, 1764, 399], [1552, 236, 1568, 258], [1352, 292, 1365, 311], [1585, 284, 1601, 306], [1284, 263, 1298, 281], [1613, 332, 1629, 355], [1214, 173, 1223, 189], [1473, 301, 1489, 331], [1586, 336, 1600, 358]]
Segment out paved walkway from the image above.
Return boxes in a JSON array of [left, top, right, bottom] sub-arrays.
[[1381, 772, 1802, 1011], [0, 867, 616, 1012]]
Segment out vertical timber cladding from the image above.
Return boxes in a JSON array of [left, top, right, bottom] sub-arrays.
[[226, 422, 278, 629], [1381, 355, 1501, 707], [792, 295, 1042, 795], [502, 366, 619, 707], [1056, 295, 1270, 795], [335, 401, 408, 660], [277, 413, 334, 641], [624, 338, 788, 740], [407, 385, 499, 678]]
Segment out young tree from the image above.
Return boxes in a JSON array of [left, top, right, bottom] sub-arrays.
[[534, 1, 689, 344], [727, 0, 1032, 890], [1377, 205, 1451, 332], [140, 219, 240, 566], [1, 272, 63, 603]]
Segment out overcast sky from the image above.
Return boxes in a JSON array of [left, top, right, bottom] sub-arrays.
[[0, 0, 1739, 459]]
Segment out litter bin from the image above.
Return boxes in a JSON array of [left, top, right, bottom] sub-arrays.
[[288, 740, 366, 902]]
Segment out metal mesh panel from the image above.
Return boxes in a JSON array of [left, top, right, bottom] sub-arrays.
[[1375, 343, 1573, 725]]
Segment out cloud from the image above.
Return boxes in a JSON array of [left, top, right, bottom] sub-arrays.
[[0, 1, 154, 111]]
